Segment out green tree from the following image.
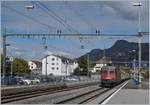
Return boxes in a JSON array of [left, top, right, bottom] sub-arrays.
[[77, 55, 95, 76], [12, 58, 31, 76], [143, 70, 149, 79], [1, 54, 3, 74], [1, 55, 30, 76], [78, 56, 87, 70], [73, 67, 80, 76]]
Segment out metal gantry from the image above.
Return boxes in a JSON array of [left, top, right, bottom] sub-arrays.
[[2, 31, 149, 78]]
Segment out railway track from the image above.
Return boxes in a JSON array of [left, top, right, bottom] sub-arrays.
[[56, 88, 110, 104], [1, 83, 97, 104], [2, 81, 128, 104], [56, 81, 128, 104]]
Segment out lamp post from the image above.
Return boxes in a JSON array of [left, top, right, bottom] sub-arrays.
[[2, 29, 6, 79], [45, 55, 48, 80], [25, 5, 34, 33], [65, 60, 69, 80], [66, 61, 68, 77], [132, 50, 136, 79], [87, 53, 90, 78], [2, 28, 11, 85], [42, 37, 48, 81], [133, 2, 142, 83], [9, 56, 14, 77]]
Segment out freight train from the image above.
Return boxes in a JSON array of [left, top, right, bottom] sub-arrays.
[[100, 66, 129, 87]]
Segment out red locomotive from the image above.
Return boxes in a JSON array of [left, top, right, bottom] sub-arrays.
[[101, 66, 123, 87]]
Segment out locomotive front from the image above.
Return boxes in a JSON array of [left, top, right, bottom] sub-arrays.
[[100, 66, 120, 87]]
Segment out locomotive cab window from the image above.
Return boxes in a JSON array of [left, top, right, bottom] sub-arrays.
[[102, 70, 107, 73], [110, 71, 114, 73]]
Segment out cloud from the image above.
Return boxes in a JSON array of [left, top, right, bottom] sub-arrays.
[[2, 1, 148, 34], [101, 1, 148, 21], [2, 1, 149, 61], [9, 46, 27, 52], [43, 50, 75, 59], [44, 50, 53, 55], [14, 51, 22, 56], [56, 51, 74, 57], [7, 45, 32, 59]]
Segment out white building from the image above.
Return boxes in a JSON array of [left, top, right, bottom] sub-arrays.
[[93, 64, 107, 73], [42, 54, 78, 76], [92, 56, 112, 73], [28, 60, 42, 71]]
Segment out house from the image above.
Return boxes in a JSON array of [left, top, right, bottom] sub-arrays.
[[28, 60, 42, 74], [42, 54, 78, 76], [92, 56, 112, 73]]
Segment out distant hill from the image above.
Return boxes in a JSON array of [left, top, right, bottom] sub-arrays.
[[78, 40, 149, 63]]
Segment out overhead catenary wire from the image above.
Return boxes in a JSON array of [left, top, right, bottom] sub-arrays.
[[2, 4, 58, 32], [64, 1, 99, 48], [37, 1, 80, 34], [33, 1, 81, 34], [65, 1, 97, 31]]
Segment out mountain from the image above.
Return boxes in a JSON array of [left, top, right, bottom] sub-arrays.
[[78, 40, 149, 64]]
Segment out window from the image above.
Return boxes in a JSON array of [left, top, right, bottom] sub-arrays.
[[102, 70, 107, 74], [51, 67, 55, 70], [52, 58, 55, 61], [56, 67, 59, 70], [52, 63, 55, 65], [110, 71, 114, 74]]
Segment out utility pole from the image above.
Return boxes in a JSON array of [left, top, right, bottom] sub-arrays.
[[133, 2, 142, 83], [66, 60, 68, 79], [133, 57, 136, 79], [45, 55, 48, 80], [9, 56, 14, 77], [42, 37, 48, 81], [138, 32, 142, 83], [87, 53, 90, 78], [137, 2, 142, 83], [2, 29, 6, 79]]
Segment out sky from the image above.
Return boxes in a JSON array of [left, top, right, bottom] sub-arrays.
[[1, 0, 149, 61]]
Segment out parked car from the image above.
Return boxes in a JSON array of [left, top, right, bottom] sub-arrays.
[[65, 76, 79, 82], [31, 78, 40, 85], [22, 79, 32, 85]]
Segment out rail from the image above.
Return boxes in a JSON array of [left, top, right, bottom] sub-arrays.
[[1, 81, 99, 104]]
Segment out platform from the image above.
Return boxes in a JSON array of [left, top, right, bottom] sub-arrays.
[[103, 80, 149, 104]]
